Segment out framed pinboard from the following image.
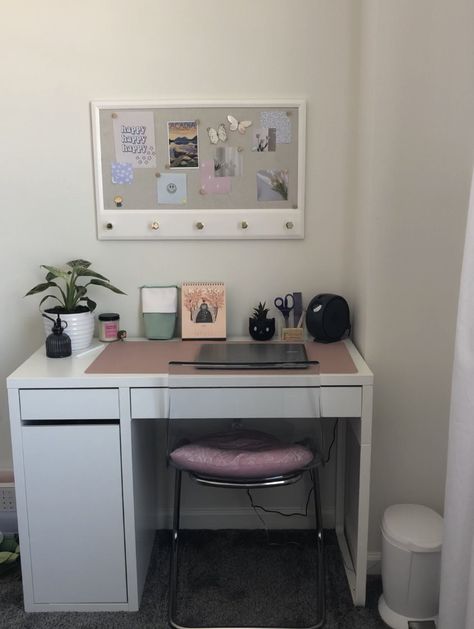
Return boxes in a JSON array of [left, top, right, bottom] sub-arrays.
[[91, 99, 306, 240]]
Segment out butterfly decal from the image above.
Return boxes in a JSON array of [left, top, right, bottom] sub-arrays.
[[227, 115, 252, 134], [207, 123, 228, 144]]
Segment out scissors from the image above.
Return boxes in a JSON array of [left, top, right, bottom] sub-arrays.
[[274, 294, 294, 327]]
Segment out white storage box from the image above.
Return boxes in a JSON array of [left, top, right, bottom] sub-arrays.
[[378, 504, 443, 629]]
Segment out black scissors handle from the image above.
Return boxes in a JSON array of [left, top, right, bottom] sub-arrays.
[[274, 293, 294, 310], [274, 294, 294, 326]]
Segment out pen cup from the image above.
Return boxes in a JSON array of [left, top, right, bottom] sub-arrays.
[[281, 327, 305, 341], [141, 286, 178, 340]]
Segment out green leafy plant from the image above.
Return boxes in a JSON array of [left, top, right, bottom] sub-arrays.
[[25, 259, 126, 313], [0, 532, 20, 575], [251, 302, 270, 321]]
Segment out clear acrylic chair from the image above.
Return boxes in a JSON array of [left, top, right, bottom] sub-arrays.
[[167, 360, 325, 629]]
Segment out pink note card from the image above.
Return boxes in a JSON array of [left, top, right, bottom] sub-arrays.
[[200, 160, 231, 194]]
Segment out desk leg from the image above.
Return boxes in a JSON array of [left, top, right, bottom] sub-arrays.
[[353, 444, 371, 605], [335, 420, 347, 535], [119, 388, 139, 611], [119, 388, 158, 611], [335, 420, 360, 603], [353, 384, 373, 606], [335, 384, 373, 607], [335, 422, 367, 606]]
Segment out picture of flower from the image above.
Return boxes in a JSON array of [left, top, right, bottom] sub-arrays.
[[252, 128, 276, 152], [256, 169, 289, 202]]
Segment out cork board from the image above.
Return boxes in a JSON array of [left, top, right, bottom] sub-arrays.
[[91, 100, 306, 240]]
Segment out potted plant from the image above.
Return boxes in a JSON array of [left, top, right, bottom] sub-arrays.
[[0, 531, 20, 575], [249, 302, 275, 341], [25, 259, 125, 352]]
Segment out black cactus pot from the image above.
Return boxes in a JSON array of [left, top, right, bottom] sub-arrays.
[[248, 317, 275, 341]]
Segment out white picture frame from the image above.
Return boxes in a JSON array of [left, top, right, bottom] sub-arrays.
[[91, 99, 306, 240]]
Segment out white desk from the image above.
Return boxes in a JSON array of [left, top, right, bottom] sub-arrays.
[[7, 339, 373, 613]]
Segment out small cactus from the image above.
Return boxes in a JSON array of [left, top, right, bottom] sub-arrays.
[[252, 302, 270, 320]]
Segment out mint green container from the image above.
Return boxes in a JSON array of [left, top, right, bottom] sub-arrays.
[[141, 285, 178, 340], [143, 312, 176, 340]]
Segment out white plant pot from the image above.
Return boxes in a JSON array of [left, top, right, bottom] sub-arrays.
[[43, 310, 95, 353]]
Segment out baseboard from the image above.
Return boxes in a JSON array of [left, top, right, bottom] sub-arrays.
[[157, 506, 336, 530], [367, 551, 381, 574]]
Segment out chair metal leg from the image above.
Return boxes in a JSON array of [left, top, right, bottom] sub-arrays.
[[169, 468, 183, 629], [310, 467, 326, 629], [168, 467, 326, 629]]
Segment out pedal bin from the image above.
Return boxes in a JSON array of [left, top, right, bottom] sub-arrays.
[[378, 504, 443, 629]]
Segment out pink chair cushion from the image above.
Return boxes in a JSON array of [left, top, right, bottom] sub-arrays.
[[169, 429, 314, 479]]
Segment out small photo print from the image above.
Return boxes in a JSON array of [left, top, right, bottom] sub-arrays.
[[214, 146, 243, 177], [252, 128, 276, 152], [157, 173, 187, 205], [257, 169, 288, 201], [168, 121, 199, 168]]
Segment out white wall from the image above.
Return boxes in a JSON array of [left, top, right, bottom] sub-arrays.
[[347, 0, 474, 549], [0, 3, 358, 463], [1, 1, 473, 557]]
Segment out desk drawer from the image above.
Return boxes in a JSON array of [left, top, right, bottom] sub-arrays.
[[320, 387, 361, 417], [130, 388, 168, 419], [19, 389, 119, 421], [170, 387, 320, 419]]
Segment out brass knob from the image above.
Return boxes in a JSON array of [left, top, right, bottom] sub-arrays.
[[151, 221, 160, 230], [286, 221, 294, 230], [196, 221, 204, 230], [114, 195, 123, 208], [241, 221, 248, 229], [105, 222, 114, 230]]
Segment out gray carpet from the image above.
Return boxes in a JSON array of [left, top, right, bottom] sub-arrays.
[[0, 530, 386, 628]]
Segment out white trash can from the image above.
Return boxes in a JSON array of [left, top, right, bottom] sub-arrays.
[[378, 504, 443, 629]]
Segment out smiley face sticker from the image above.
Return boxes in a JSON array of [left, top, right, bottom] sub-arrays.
[[167, 182, 177, 194], [157, 174, 187, 205]]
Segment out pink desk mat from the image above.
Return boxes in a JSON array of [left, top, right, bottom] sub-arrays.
[[85, 340, 357, 375]]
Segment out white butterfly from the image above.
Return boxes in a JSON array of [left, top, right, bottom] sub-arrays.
[[207, 123, 228, 144], [227, 115, 252, 134]]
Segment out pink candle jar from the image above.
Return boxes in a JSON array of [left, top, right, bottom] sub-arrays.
[[98, 313, 120, 342]]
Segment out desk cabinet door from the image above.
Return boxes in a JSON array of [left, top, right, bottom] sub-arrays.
[[21, 424, 127, 604]]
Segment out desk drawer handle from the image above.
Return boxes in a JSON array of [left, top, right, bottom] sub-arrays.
[[22, 419, 119, 426]]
